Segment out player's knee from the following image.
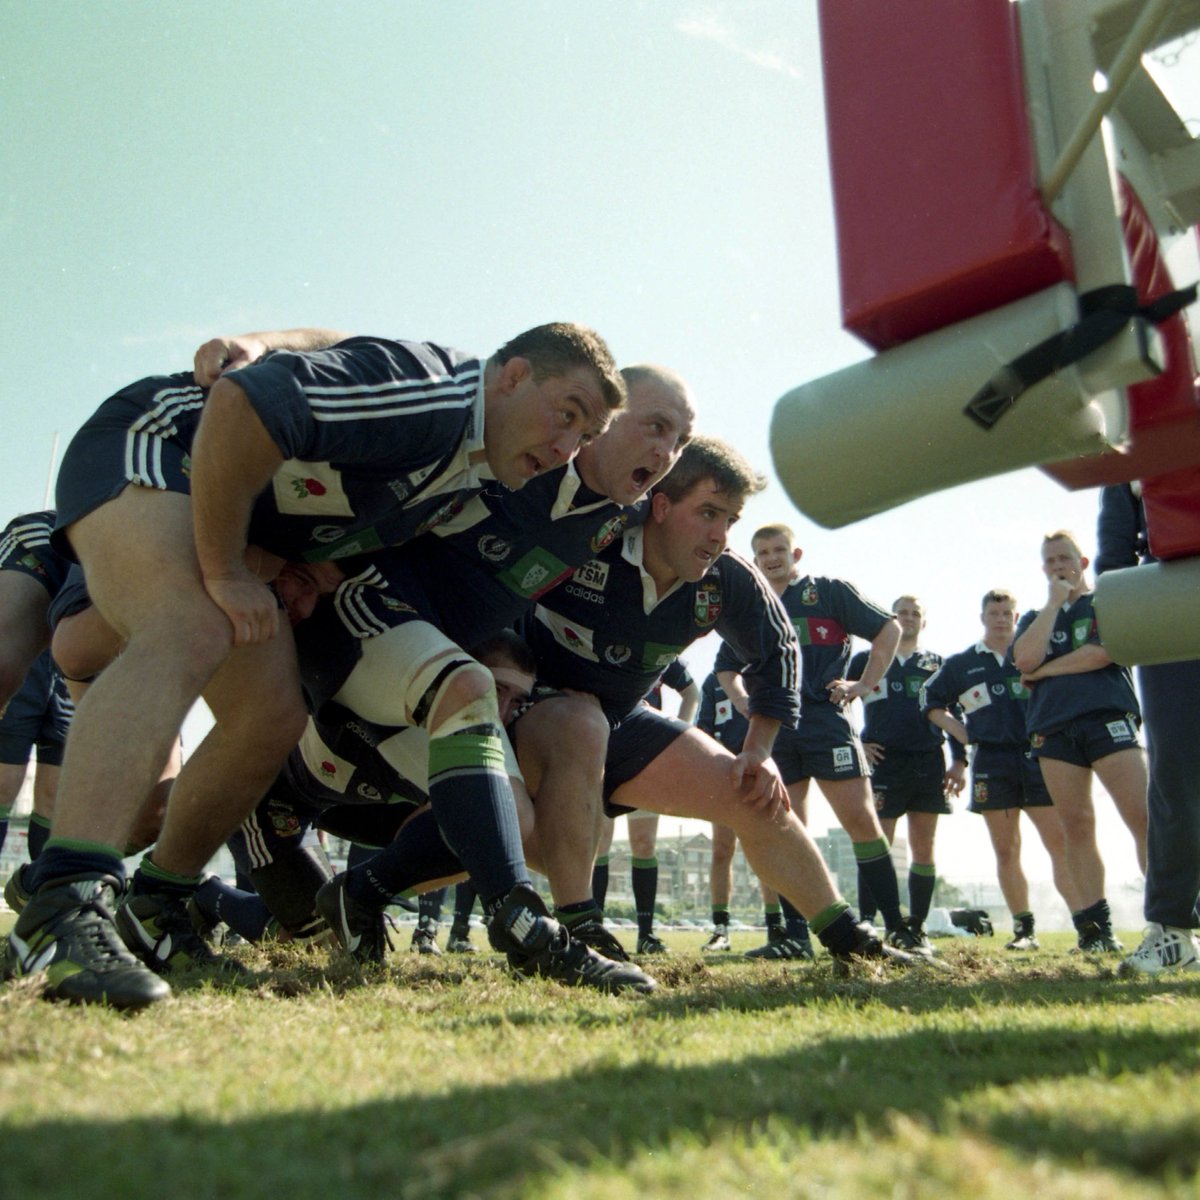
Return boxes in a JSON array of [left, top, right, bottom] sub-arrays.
[[428, 661, 500, 737], [545, 696, 608, 769]]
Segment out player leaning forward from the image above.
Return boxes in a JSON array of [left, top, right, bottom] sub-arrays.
[[5, 323, 624, 1008], [512, 437, 915, 967]]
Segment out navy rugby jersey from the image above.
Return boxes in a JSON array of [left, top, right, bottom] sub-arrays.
[[849, 647, 949, 753], [715, 574, 890, 711], [108, 337, 490, 563], [324, 462, 642, 649], [696, 672, 750, 752], [520, 526, 800, 725], [1015, 595, 1140, 733], [921, 644, 1030, 747]]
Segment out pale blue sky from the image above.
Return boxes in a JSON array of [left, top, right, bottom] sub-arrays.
[[4, 2, 1198, 900]]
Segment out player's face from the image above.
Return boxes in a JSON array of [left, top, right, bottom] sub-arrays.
[[488, 663, 535, 724], [751, 535, 797, 585], [489, 361, 613, 489], [1041, 538, 1084, 587], [655, 480, 742, 582], [893, 598, 925, 636], [579, 379, 694, 505], [981, 600, 1016, 640]]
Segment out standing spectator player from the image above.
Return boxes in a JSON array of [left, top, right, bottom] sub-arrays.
[[922, 589, 1080, 950], [1013, 530, 1149, 953], [695, 670, 750, 951], [6, 323, 623, 1009], [849, 596, 964, 955], [1095, 485, 1200, 975], [717, 526, 906, 957], [591, 658, 700, 955]]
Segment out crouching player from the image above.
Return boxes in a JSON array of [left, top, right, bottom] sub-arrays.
[[511, 438, 915, 967]]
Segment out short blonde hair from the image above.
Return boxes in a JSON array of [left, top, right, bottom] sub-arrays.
[[1042, 529, 1083, 557]]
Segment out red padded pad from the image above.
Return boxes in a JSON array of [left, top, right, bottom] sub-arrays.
[[821, 0, 1074, 350]]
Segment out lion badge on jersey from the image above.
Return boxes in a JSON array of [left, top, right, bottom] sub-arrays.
[[694, 582, 722, 627]]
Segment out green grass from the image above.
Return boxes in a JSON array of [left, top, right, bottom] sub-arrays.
[[1, 924, 1197, 1199]]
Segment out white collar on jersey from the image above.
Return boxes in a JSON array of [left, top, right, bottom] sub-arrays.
[[550, 462, 614, 520], [621, 524, 687, 613]]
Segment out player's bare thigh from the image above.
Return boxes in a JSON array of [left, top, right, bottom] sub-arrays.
[[63, 487, 212, 639], [609, 726, 778, 826]]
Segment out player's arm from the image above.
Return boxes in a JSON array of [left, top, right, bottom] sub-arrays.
[[926, 706, 970, 747], [194, 327, 353, 386], [1021, 642, 1111, 681], [1013, 583, 1071, 673], [713, 559, 799, 812], [676, 679, 702, 723], [189, 377, 286, 645], [828, 615, 899, 706], [714, 638, 752, 718]]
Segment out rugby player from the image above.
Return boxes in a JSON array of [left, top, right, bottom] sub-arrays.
[[716, 525, 907, 957], [848, 595, 965, 954], [1012, 530, 1149, 953]]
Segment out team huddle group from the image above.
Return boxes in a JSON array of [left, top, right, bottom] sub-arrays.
[[0, 321, 1186, 1011]]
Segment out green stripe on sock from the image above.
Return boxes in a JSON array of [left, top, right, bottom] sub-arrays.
[[428, 731, 507, 775], [631, 856, 658, 869], [911, 862, 937, 877], [138, 856, 202, 889], [810, 901, 850, 935], [853, 837, 890, 861], [44, 837, 124, 862]]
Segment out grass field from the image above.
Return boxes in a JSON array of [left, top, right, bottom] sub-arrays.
[[1, 920, 1197, 1200]]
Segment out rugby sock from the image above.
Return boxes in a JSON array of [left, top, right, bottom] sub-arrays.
[[194, 875, 272, 942], [555, 899, 602, 930], [811, 901, 857, 956], [779, 895, 811, 943], [419, 887, 447, 924], [854, 838, 903, 933], [1014, 911, 1035, 938], [26, 840, 126, 891], [250, 846, 332, 935], [632, 856, 658, 939], [346, 841, 379, 871], [26, 812, 51, 860], [764, 902, 784, 934], [1073, 897, 1114, 934], [908, 862, 937, 925], [0, 809, 8, 854], [344, 808, 462, 908], [452, 882, 478, 936], [131, 856, 202, 899], [592, 855, 610, 911], [712, 904, 730, 930], [427, 724, 529, 908]]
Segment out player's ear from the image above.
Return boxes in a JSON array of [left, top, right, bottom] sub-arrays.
[[497, 356, 532, 393], [651, 491, 672, 522], [792, 547, 802, 564]]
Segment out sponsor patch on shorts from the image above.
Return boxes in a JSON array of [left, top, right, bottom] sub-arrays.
[[832, 745, 853, 771], [1105, 719, 1134, 742]]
